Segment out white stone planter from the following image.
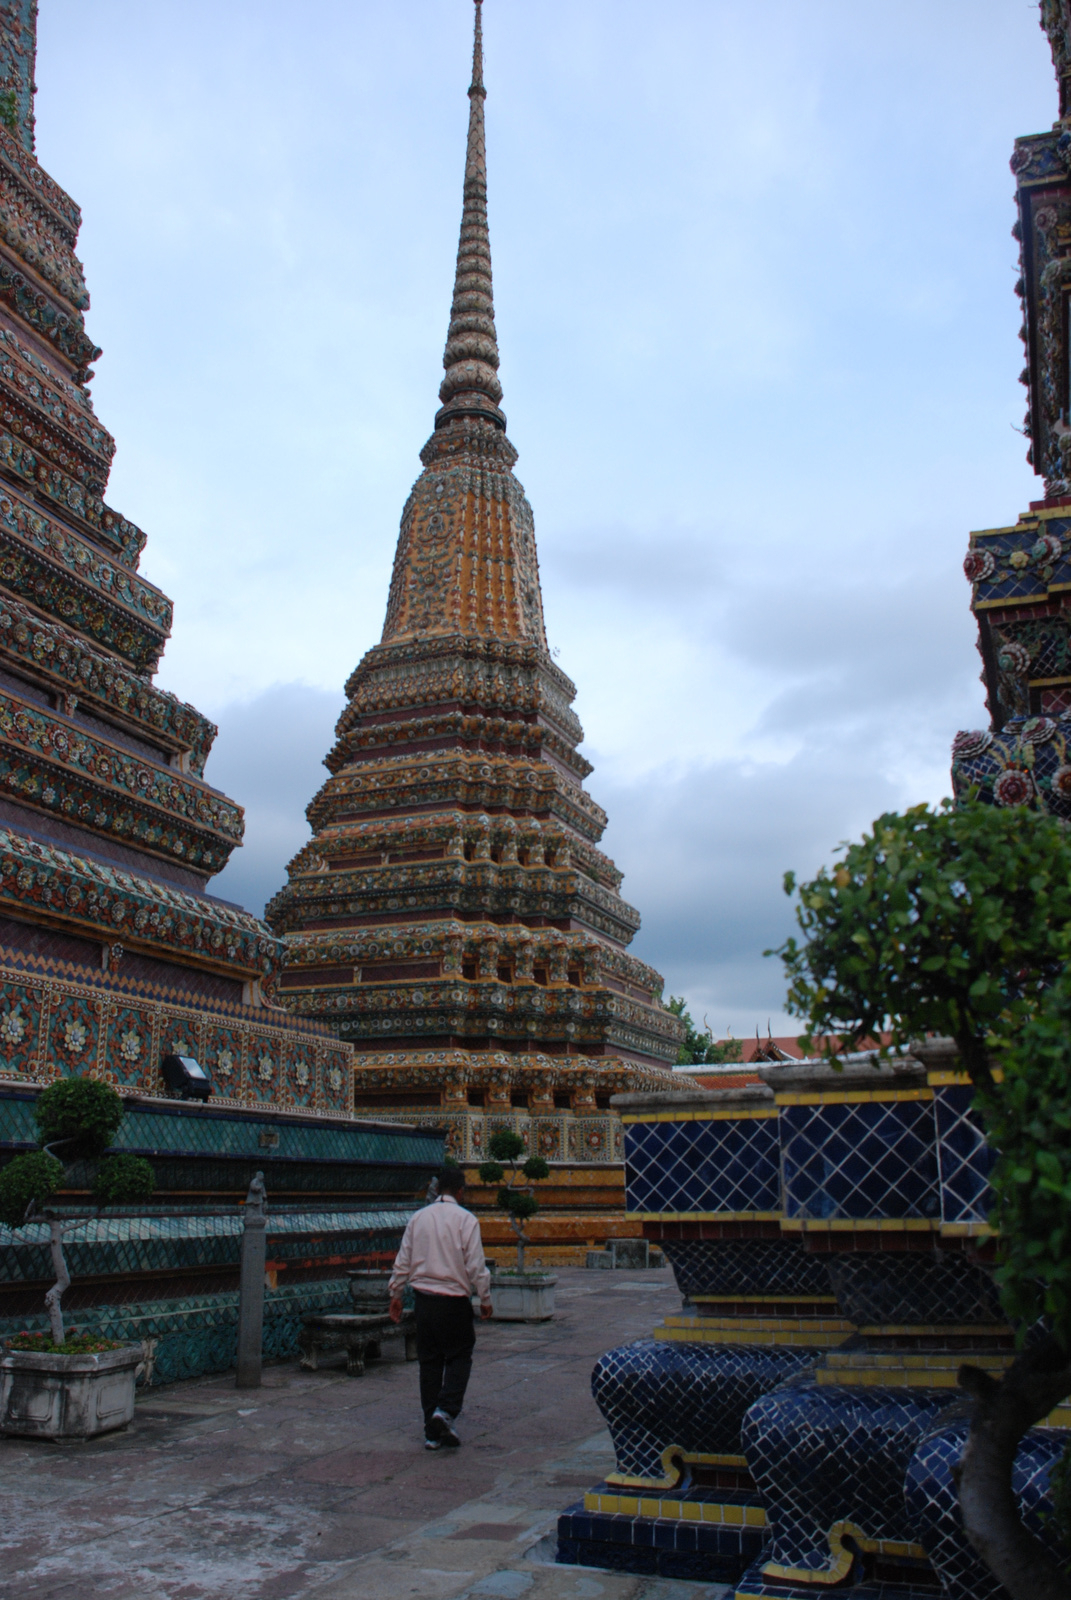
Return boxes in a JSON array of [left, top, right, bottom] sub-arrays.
[[0, 1343, 141, 1441], [490, 1273, 557, 1322]]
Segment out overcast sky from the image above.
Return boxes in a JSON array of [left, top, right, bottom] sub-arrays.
[[33, 1, 1053, 1037]]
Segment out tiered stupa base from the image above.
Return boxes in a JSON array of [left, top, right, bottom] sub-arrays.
[[556, 1066, 1071, 1592], [350, 1047, 678, 1263]]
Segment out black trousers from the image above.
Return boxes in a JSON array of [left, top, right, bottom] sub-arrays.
[[414, 1289, 475, 1432]]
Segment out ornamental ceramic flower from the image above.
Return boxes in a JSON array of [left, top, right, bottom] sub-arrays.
[[327, 1065, 343, 1092], [216, 1049, 234, 1078], [997, 641, 1032, 677], [952, 729, 995, 761], [963, 549, 995, 583], [1031, 531, 1064, 565], [993, 768, 1035, 807], [119, 1030, 141, 1062], [0, 1008, 26, 1044], [1020, 716, 1057, 745], [63, 1019, 87, 1053], [1052, 765, 1071, 801], [1009, 550, 1030, 570], [295, 1061, 310, 1086], [257, 1054, 274, 1082]]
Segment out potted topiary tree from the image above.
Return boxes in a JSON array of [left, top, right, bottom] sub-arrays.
[[0, 1077, 155, 1440], [477, 1129, 556, 1321]]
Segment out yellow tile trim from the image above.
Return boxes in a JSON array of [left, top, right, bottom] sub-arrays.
[[1043, 1406, 1071, 1428], [926, 1070, 971, 1087], [780, 1217, 941, 1232], [603, 1449, 751, 1491], [970, 523, 1024, 539], [632, 1211, 782, 1223], [816, 1367, 1007, 1390], [974, 593, 1048, 610], [585, 1490, 767, 1528], [940, 1222, 994, 1238], [761, 1520, 927, 1585], [655, 1326, 850, 1348], [774, 1087, 932, 1106], [621, 1108, 778, 1124], [664, 1316, 853, 1333]]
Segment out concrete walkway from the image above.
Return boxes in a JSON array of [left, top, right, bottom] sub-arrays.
[[0, 1267, 729, 1600]]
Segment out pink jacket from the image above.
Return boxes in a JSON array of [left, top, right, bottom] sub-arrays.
[[388, 1195, 492, 1304]]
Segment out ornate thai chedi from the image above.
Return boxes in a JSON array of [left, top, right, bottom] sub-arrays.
[[0, 0, 359, 1116], [267, 0, 683, 1187], [954, 1, 1071, 807]]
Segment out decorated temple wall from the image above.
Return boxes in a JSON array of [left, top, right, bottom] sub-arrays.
[[0, 954, 355, 1117]]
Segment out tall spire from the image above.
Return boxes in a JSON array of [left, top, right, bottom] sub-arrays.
[[436, 0, 505, 431]]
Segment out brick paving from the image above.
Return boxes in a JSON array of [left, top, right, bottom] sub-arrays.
[[0, 1267, 729, 1600]]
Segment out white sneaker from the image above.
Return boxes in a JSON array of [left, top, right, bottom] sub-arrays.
[[428, 1407, 461, 1447]]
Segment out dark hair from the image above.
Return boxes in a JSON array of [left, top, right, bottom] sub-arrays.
[[437, 1164, 465, 1195]]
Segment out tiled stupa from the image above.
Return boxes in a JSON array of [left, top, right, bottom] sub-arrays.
[[953, 2, 1071, 805], [0, 2, 441, 1380], [268, 0, 683, 1257]]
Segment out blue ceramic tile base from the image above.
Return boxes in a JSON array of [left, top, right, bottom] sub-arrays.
[[556, 1495, 767, 1583], [733, 1557, 939, 1599]]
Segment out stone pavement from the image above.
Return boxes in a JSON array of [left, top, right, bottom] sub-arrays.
[[0, 1267, 730, 1600]]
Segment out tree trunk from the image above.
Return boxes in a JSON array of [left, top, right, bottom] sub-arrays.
[[43, 1215, 70, 1345], [958, 1335, 1071, 1599]]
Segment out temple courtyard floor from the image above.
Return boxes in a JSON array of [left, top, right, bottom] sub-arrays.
[[0, 1266, 729, 1600]]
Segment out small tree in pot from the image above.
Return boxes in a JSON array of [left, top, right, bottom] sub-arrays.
[[0, 1078, 155, 1439], [478, 1129, 549, 1274]]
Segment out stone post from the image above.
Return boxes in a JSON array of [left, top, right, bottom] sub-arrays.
[[236, 1170, 267, 1389]]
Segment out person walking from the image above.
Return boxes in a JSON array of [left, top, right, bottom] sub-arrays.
[[389, 1163, 493, 1450]]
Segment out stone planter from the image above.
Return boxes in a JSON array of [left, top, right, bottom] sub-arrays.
[[0, 1344, 142, 1441], [490, 1273, 557, 1322], [347, 1269, 392, 1314]]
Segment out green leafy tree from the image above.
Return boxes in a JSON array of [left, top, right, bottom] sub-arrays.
[[0, 1077, 154, 1345], [477, 1129, 549, 1273], [667, 998, 742, 1065], [772, 799, 1071, 1600]]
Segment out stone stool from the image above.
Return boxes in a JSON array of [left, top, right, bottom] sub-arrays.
[[299, 1312, 417, 1376]]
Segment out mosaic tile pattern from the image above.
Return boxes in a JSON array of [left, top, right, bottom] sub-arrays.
[[557, 1497, 767, 1583], [781, 1100, 940, 1222], [905, 1418, 1070, 1599], [659, 1239, 833, 1300], [0, 1205, 416, 1287], [625, 1114, 780, 1215], [825, 1252, 1002, 1327], [593, 1338, 821, 1478], [0, 1084, 441, 1165], [0, 1278, 353, 1386], [741, 1376, 949, 1580], [933, 1085, 995, 1227]]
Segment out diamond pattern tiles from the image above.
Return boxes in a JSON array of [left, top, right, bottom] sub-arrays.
[[824, 1252, 1001, 1327], [592, 1338, 821, 1480], [905, 1419, 1070, 1599], [625, 1113, 780, 1216], [659, 1239, 832, 1300], [781, 1100, 940, 1221], [933, 1085, 995, 1227], [741, 1376, 949, 1582]]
